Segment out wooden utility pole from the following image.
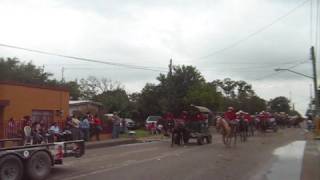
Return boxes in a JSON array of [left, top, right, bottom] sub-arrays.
[[169, 58, 173, 77], [311, 46, 319, 116], [61, 67, 65, 82]]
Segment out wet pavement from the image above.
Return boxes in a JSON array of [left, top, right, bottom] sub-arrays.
[[47, 128, 308, 180], [265, 141, 306, 180]]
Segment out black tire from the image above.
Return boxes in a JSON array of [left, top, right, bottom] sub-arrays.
[[206, 136, 212, 144], [0, 155, 23, 180], [183, 133, 190, 144], [26, 151, 52, 180], [197, 137, 204, 145]]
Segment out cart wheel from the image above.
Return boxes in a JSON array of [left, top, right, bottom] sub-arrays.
[[183, 137, 189, 144], [206, 136, 212, 144], [0, 155, 23, 180], [197, 137, 204, 145], [273, 126, 278, 132], [26, 151, 52, 180]]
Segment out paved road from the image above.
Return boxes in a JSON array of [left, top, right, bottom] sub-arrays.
[[48, 128, 305, 180]]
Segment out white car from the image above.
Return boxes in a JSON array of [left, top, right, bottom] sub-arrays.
[[125, 118, 136, 130], [145, 116, 161, 128]]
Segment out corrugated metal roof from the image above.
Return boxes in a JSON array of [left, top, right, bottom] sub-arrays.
[[191, 105, 212, 113], [69, 100, 102, 106]]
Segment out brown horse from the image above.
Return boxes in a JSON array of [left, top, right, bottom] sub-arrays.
[[216, 117, 235, 146]]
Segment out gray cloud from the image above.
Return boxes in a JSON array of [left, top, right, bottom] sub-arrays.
[[0, 0, 316, 114]]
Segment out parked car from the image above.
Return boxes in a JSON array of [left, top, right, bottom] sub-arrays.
[[145, 116, 161, 129], [125, 118, 136, 130]]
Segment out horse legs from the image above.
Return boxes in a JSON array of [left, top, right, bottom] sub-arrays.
[[233, 126, 237, 146]]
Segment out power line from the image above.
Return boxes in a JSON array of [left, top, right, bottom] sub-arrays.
[[0, 43, 167, 72], [194, 0, 310, 60]]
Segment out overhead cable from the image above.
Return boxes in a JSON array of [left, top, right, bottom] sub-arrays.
[[194, 0, 310, 60], [0, 43, 167, 72]]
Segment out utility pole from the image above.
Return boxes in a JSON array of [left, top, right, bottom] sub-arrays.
[[61, 67, 65, 82], [168, 59, 173, 112], [311, 46, 319, 116], [169, 58, 173, 77]]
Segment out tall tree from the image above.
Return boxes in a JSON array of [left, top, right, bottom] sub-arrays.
[[185, 83, 224, 111], [157, 65, 206, 114], [0, 57, 52, 84], [79, 76, 123, 100], [269, 96, 291, 113], [94, 88, 130, 115], [212, 78, 237, 98], [64, 80, 81, 100]]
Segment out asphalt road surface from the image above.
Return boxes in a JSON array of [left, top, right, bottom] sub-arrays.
[[48, 128, 305, 180]]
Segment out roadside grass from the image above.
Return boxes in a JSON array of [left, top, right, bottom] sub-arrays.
[[120, 129, 150, 138]]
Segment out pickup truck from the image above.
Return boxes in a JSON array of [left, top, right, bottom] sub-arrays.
[[0, 138, 85, 180]]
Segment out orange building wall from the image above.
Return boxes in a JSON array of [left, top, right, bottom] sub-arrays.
[[0, 83, 69, 137]]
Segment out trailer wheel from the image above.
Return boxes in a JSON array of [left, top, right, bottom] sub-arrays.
[[26, 151, 52, 180], [0, 155, 23, 180], [197, 137, 204, 145], [205, 135, 212, 144]]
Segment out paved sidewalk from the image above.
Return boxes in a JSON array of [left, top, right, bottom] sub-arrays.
[[301, 134, 320, 180]]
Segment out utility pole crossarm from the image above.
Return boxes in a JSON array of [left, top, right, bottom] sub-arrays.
[[286, 69, 313, 79], [274, 68, 313, 79]]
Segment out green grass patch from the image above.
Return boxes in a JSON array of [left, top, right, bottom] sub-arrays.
[[120, 129, 151, 138]]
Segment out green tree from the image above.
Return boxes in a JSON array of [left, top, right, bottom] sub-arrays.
[[185, 83, 223, 111], [136, 83, 163, 117], [0, 57, 52, 84], [269, 96, 290, 113], [94, 88, 130, 115], [212, 78, 237, 98], [64, 81, 81, 100], [157, 65, 206, 113]]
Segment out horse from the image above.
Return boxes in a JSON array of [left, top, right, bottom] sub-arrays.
[[247, 120, 255, 137], [216, 117, 236, 146], [171, 119, 187, 147], [237, 118, 248, 142], [290, 116, 304, 128]]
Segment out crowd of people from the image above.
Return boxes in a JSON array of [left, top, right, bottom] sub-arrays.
[[6, 113, 105, 145], [6, 111, 128, 145], [222, 106, 304, 130]]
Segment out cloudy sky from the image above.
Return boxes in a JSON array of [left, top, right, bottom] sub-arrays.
[[0, 0, 319, 114]]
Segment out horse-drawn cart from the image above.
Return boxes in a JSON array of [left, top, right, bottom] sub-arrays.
[[184, 120, 212, 145], [171, 105, 213, 146]]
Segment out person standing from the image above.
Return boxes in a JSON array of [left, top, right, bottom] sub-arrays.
[[80, 116, 90, 141], [71, 115, 81, 140], [112, 113, 121, 139], [87, 113, 96, 139], [94, 114, 102, 141]]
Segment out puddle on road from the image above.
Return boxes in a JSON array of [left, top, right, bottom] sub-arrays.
[[265, 141, 306, 180]]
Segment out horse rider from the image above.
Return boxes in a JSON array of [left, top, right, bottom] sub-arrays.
[[258, 111, 270, 131], [224, 107, 237, 123]]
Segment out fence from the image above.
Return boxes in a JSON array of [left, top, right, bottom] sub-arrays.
[[4, 120, 66, 139], [4, 119, 111, 139]]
